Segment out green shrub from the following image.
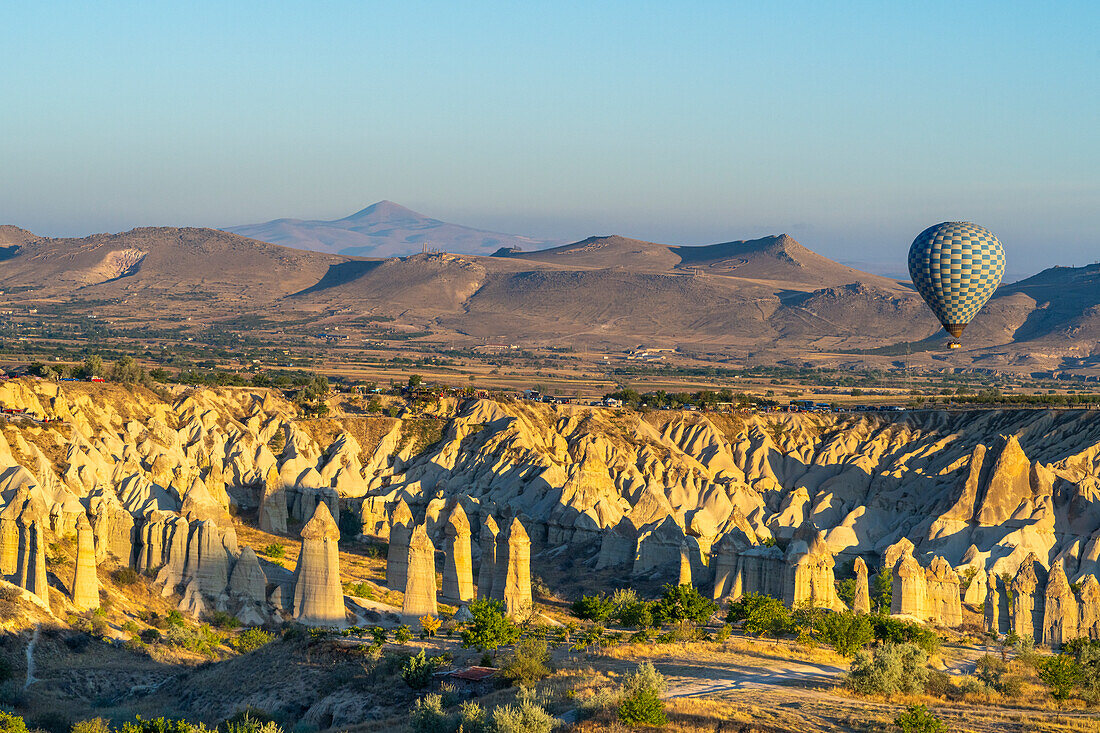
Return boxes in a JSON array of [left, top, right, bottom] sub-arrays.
[[727, 592, 792, 641], [408, 694, 449, 733], [870, 616, 940, 655], [491, 689, 556, 733], [210, 611, 241, 630], [460, 599, 520, 651], [221, 712, 281, 733], [1064, 637, 1100, 702], [457, 701, 488, 733], [847, 642, 928, 696], [499, 636, 551, 686], [233, 628, 273, 653], [617, 662, 667, 726], [111, 567, 141, 586], [115, 717, 213, 733], [616, 600, 655, 629], [395, 625, 413, 644], [260, 544, 285, 559], [402, 650, 439, 690], [571, 593, 615, 622], [893, 704, 946, 733], [816, 611, 873, 657], [1038, 654, 1082, 701], [618, 686, 665, 726], [652, 583, 718, 625], [139, 629, 161, 645]]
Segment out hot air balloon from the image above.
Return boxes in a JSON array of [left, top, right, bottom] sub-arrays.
[[907, 222, 1005, 349]]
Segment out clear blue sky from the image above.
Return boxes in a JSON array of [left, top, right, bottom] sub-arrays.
[[2, 1, 1097, 278]]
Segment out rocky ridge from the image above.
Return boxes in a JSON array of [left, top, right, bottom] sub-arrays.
[[3, 380, 1100, 640]]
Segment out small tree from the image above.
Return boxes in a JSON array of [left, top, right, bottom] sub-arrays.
[[894, 704, 946, 733], [420, 615, 441, 638], [572, 593, 616, 622], [402, 650, 439, 690], [1038, 654, 1082, 701], [395, 625, 413, 644], [499, 636, 551, 686], [409, 694, 449, 733], [460, 598, 520, 651], [653, 583, 718, 626], [873, 568, 893, 613], [233, 628, 273, 653], [728, 592, 792, 642], [816, 611, 874, 657], [617, 662, 667, 727], [847, 642, 929, 696]]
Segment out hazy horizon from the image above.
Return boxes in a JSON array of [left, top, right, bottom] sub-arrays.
[[2, 1, 1096, 280]]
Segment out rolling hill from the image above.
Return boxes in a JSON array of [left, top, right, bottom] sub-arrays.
[[224, 200, 561, 258], [0, 223, 1096, 372]]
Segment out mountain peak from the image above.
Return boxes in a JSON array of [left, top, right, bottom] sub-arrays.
[[341, 200, 427, 222], [226, 201, 562, 258]]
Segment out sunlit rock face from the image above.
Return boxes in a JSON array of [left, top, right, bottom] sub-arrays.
[[5, 379, 1100, 638]]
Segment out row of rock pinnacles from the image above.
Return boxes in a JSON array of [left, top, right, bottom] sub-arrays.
[[0, 484, 534, 628], [0, 481, 351, 627], [384, 499, 533, 621]]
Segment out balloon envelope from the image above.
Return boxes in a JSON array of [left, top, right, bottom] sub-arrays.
[[907, 222, 1005, 340]]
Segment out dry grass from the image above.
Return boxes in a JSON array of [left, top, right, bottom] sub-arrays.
[[604, 636, 846, 669]]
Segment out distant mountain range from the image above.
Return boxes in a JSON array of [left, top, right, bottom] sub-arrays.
[[224, 200, 563, 257], [1, 221, 1097, 375]]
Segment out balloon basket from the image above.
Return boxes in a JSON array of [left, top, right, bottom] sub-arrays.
[[948, 340, 962, 350]]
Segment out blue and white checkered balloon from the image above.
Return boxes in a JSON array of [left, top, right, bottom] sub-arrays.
[[908, 222, 1005, 340]]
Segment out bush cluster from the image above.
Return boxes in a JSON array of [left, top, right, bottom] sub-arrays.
[[573, 584, 716, 629]]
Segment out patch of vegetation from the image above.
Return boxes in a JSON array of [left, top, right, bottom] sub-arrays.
[[460, 599, 520, 651], [233, 628, 273, 653], [847, 642, 929, 696], [815, 610, 873, 657], [111, 567, 141, 586], [617, 662, 667, 727], [499, 636, 551, 687], [402, 650, 442, 690], [259, 543, 285, 558], [894, 704, 946, 733], [651, 583, 717, 625], [727, 592, 793, 641]]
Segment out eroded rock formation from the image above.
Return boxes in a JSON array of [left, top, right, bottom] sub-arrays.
[[292, 503, 345, 626]]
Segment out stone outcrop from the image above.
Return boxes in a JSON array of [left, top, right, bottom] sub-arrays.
[[493, 518, 532, 620], [402, 524, 437, 617], [891, 550, 928, 620], [1011, 555, 1043, 641], [1080, 576, 1100, 639], [678, 542, 693, 586], [478, 514, 499, 599], [0, 490, 26, 576], [925, 556, 962, 627], [1043, 560, 1079, 647], [292, 502, 345, 626], [258, 466, 287, 534], [785, 524, 842, 610], [442, 504, 474, 603], [9, 381, 1100, 642], [852, 556, 871, 614], [975, 436, 1033, 527], [985, 571, 1002, 634], [71, 514, 99, 610], [16, 505, 49, 602], [386, 500, 413, 591]]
